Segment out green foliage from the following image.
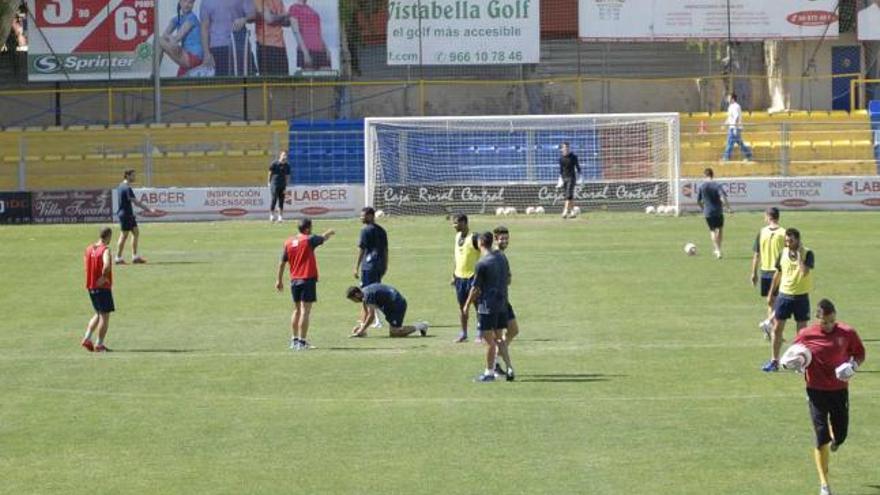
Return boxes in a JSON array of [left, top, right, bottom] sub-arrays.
[[0, 212, 878, 494]]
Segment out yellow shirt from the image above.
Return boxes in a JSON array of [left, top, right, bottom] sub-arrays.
[[453, 231, 480, 278], [777, 246, 814, 296], [757, 225, 785, 272]]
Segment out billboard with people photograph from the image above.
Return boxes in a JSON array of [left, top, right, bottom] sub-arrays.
[[26, 0, 340, 81]]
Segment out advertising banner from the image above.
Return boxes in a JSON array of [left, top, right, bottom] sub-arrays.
[[858, 0, 880, 41], [0, 192, 33, 225], [31, 190, 113, 224], [578, 0, 839, 41], [27, 0, 340, 81], [375, 181, 668, 215], [112, 185, 363, 222], [387, 0, 540, 65], [679, 177, 880, 212]]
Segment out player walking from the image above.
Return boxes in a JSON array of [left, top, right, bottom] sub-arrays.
[[115, 169, 155, 265], [558, 142, 581, 219], [763, 228, 814, 372], [493, 225, 518, 378], [696, 167, 730, 259], [83, 227, 115, 352], [750, 207, 785, 339], [465, 232, 514, 382], [451, 214, 480, 343], [346, 284, 428, 338], [783, 299, 865, 495], [275, 218, 335, 350]]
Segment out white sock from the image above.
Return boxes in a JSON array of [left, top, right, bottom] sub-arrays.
[[83, 330, 93, 341], [485, 368, 493, 376]]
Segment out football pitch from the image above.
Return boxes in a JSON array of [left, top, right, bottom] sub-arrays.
[[1, 211, 878, 494]]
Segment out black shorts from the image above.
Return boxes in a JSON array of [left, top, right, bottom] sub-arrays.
[[360, 268, 383, 287], [562, 178, 576, 200], [88, 289, 115, 313], [257, 44, 289, 75], [774, 294, 810, 322], [384, 299, 407, 328], [807, 388, 849, 447], [705, 215, 724, 230], [454, 276, 474, 307], [118, 214, 137, 232], [506, 302, 516, 321], [759, 272, 776, 297], [290, 279, 317, 303], [477, 309, 508, 333]]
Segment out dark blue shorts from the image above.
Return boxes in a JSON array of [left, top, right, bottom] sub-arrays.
[[774, 294, 810, 322], [506, 302, 516, 321], [454, 276, 474, 307], [291, 279, 317, 303], [705, 214, 724, 230], [477, 309, 508, 333], [88, 289, 115, 313], [360, 269, 383, 288], [759, 272, 775, 297], [118, 214, 137, 232], [384, 299, 407, 328]]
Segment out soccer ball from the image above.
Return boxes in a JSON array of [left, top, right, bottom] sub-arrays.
[[656, 205, 667, 215], [781, 343, 812, 371], [505, 207, 517, 216], [570, 206, 581, 217], [525, 207, 536, 215], [645, 206, 656, 214], [375, 209, 386, 218], [683, 242, 697, 256], [535, 206, 545, 214], [495, 207, 505, 216]]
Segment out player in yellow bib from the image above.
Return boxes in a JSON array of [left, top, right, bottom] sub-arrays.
[[750, 207, 785, 339], [763, 228, 814, 372], [451, 213, 481, 343]]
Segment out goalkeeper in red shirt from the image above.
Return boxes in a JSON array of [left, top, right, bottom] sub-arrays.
[[782, 299, 865, 495]]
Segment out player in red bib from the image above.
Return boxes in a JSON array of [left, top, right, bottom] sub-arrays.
[[83, 227, 115, 352], [275, 218, 335, 350], [789, 299, 866, 495]]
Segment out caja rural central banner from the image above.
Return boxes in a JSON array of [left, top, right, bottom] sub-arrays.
[[578, 0, 839, 41], [27, 0, 340, 81], [386, 0, 540, 65]]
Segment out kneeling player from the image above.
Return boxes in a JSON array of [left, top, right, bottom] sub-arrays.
[[465, 232, 514, 382], [346, 284, 428, 338]]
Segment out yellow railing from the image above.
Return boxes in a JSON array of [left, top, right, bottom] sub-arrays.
[[851, 78, 880, 112]]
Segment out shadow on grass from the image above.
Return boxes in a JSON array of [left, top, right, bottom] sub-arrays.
[[113, 348, 200, 353], [518, 373, 623, 383], [861, 338, 880, 342]]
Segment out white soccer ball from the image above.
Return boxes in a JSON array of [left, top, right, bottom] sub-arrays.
[[668, 206, 679, 216], [645, 206, 656, 215], [683, 242, 697, 256], [781, 343, 813, 371], [505, 207, 517, 216], [570, 206, 581, 217], [535, 206, 545, 214], [495, 207, 505, 216], [525, 207, 536, 215], [375, 209, 385, 218]]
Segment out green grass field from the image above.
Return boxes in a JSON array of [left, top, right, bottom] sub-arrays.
[[1, 211, 878, 494]]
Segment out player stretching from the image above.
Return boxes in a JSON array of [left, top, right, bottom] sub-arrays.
[[763, 228, 814, 372], [783, 299, 865, 495], [345, 284, 428, 338], [115, 169, 155, 264], [750, 207, 785, 339], [492, 225, 518, 379], [275, 218, 334, 350], [82, 227, 115, 352], [696, 167, 730, 259], [451, 213, 480, 343], [465, 232, 514, 382], [353, 207, 388, 329]]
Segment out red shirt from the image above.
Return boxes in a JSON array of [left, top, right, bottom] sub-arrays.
[[283, 233, 323, 281], [288, 3, 324, 52], [794, 322, 866, 391], [85, 243, 112, 289]]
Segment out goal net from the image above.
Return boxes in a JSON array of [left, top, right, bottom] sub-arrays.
[[364, 113, 680, 216]]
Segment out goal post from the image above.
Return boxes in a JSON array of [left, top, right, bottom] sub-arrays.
[[364, 113, 680, 216]]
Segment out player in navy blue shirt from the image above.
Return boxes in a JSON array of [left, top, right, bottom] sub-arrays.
[[696, 168, 730, 259], [115, 169, 155, 264], [464, 232, 514, 382], [346, 283, 428, 338], [353, 207, 389, 329]]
